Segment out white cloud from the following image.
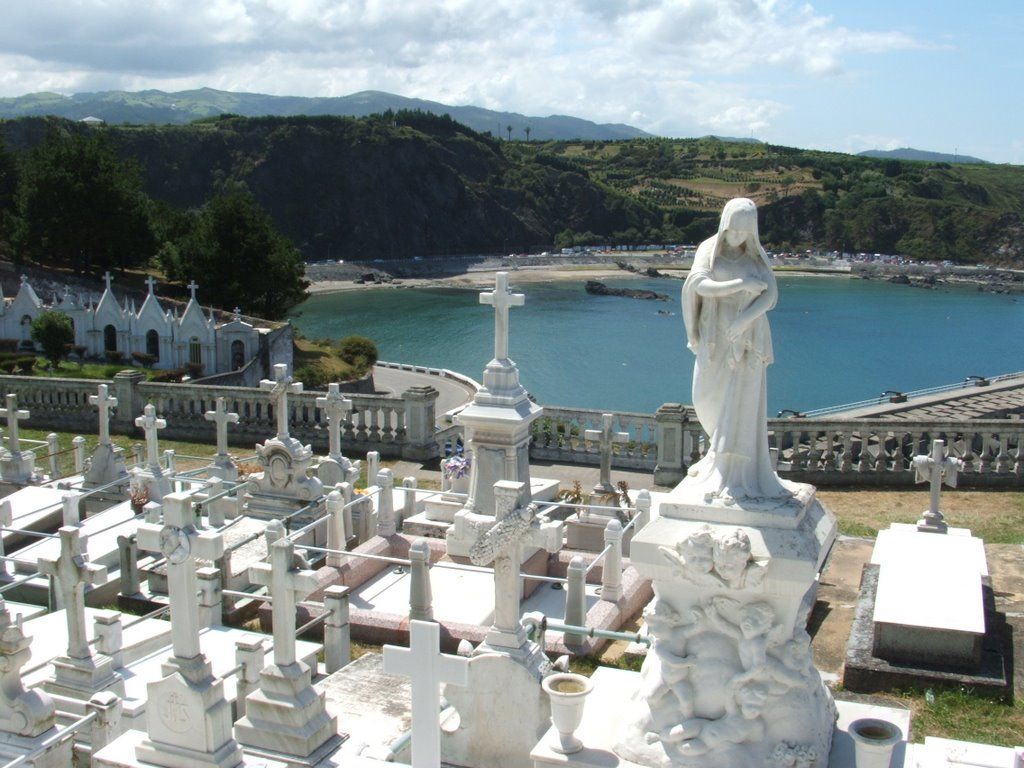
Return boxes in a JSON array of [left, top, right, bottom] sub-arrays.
[[0, 0, 922, 139]]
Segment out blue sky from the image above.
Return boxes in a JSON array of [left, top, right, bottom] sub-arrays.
[[0, 0, 1019, 163]]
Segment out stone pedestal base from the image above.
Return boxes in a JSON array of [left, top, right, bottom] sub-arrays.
[[0, 727, 73, 768], [0, 450, 37, 485], [565, 512, 634, 553], [235, 661, 338, 764], [134, 655, 242, 768], [43, 652, 124, 718], [614, 482, 838, 768], [84, 444, 128, 491]]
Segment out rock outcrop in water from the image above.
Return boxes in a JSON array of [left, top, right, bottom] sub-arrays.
[[585, 280, 669, 301]]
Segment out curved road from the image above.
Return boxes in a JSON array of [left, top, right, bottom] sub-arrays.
[[371, 365, 478, 423]]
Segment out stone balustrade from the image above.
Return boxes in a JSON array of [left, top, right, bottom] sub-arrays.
[[0, 372, 439, 461], [526, 405, 1024, 486]]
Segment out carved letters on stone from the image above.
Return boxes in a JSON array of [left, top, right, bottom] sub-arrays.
[[659, 525, 768, 591]]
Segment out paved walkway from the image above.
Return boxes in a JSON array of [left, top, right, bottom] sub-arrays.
[[833, 374, 1024, 420], [371, 364, 478, 422]]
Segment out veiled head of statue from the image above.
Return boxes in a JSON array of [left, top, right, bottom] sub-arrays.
[[714, 197, 768, 266]]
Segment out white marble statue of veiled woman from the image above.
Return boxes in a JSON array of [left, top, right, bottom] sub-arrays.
[[682, 198, 797, 503]]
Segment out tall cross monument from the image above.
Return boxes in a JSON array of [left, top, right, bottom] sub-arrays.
[[204, 397, 239, 480], [0, 393, 36, 484], [134, 492, 242, 768], [38, 526, 122, 704], [260, 363, 302, 441], [314, 383, 359, 486], [134, 403, 170, 501], [586, 412, 630, 495], [235, 538, 338, 761], [447, 273, 544, 556], [84, 383, 128, 491]]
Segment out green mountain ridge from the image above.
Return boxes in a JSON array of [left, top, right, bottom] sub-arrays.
[[858, 148, 989, 165], [1, 113, 1021, 266], [0, 87, 650, 142]]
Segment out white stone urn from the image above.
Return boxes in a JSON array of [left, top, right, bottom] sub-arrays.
[[848, 718, 902, 768], [542, 672, 594, 754]]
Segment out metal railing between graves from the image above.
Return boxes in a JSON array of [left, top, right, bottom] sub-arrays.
[[521, 614, 651, 647]]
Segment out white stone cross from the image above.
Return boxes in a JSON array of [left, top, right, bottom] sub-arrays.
[[187, 280, 199, 301], [137, 492, 224, 660], [248, 538, 318, 667], [479, 271, 524, 361], [134, 404, 166, 470], [260, 363, 302, 440], [316, 383, 353, 461], [469, 480, 563, 650], [913, 438, 963, 533], [38, 526, 107, 660], [103, 271, 113, 291], [383, 620, 469, 768], [585, 413, 630, 494], [145, 276, 157, 294], [204, 397, 239, 457], [89, 384, 117, 446], [0, 394, 29, 454]]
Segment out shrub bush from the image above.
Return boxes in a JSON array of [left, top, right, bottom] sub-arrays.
[[185, 362, 204, 379], [132, 352, 157, 368], [106, 350, 124, 364], [30, 311, 75, 366], [151, 368, 185, 382], [15, 356, 36, 375], [0, 339, 19, 353], [337, 335, 378, 370]]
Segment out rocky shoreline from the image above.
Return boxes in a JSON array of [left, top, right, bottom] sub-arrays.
[[584, 280, 670, 300]]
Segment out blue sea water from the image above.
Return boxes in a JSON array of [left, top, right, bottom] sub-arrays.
[[289, 276, 1024, 414]]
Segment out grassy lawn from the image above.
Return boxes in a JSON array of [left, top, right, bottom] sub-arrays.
[[31, 359, 159, 380], [818, 489, 1024, 543], [292, 337, 364, 389]]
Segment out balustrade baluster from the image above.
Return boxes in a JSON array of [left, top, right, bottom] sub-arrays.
[[978, 434, 993, 474], [839, 431, 853, 472], [874, 429, 889, 472], [996, 434, 1012, 474], [1013, 431, 1024, 476]]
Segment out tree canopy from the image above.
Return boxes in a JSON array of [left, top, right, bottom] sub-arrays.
[[17, 132, 157, 273], [30, 310, 75, 366], [160, 185, 308, 320]]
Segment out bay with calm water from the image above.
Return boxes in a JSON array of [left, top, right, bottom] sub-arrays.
[[289, 276, 1024, 415]]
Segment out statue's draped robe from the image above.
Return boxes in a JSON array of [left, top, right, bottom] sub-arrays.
[[682, 235, 793, 501]]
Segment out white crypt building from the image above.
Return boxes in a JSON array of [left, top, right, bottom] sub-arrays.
[[0, 272, 266, 376]]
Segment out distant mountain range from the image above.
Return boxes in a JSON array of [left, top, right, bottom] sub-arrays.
[[0, 87, 651, 142], [858, 147, 988, 164]]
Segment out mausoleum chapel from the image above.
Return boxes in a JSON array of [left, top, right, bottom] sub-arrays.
[[1, 273, 267, 376], [0, 200, 1019, 768]]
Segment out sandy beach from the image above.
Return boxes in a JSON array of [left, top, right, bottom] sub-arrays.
[[303, 262, 848, 296], [303, 264, 671, 295]]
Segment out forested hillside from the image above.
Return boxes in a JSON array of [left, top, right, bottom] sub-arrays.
[[1, 113, 1022, 265]]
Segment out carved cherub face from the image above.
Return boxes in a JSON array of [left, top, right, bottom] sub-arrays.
[[681, 528, 714, 573], [713, 529, 751, 582], [738, 602, 774, 639]]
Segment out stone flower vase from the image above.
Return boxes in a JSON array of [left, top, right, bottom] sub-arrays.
[[849, 718, 902, 768], [542, 672, 594, 755]]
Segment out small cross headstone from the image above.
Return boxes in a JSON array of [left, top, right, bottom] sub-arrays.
[[38, 526, 107, 659], [90, 384, 117, 446], [187, 280, 199, 302], [585, 412, 630, 495], [134, 404, 166, 471], [479, 272, 525, 361], [204, 397, 239, 458], [913, 438, 964, 533], [0, 394, 29, 454], [248, 538, 319, 667], [383, 620, 469, 768], [103, 271, 113, 292], [145, 276, 157, 294], [260, 363, 302, 441], [136, 493, 224, 660], [315, 383, 352, 462]]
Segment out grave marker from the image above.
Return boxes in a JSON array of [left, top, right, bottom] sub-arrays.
[[585, 413, 629, 494]]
